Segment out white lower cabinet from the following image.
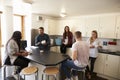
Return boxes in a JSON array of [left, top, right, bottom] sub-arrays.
[[94, 53, 106, 74], [94, 53, 120, 79], [119, 58, 120, 79], [104, 54, 119, 79]]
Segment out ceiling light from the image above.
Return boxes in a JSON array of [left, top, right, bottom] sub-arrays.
[[60, 13, 67, 17], [23, 0, 34, 4]]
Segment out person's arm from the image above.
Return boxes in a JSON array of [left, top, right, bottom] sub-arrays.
[[7, 40, 28, 57], [35, 35, 40, 46], [72, 50, 77, 61], [69, 32, 73, 45], [71, 44, 77, 60], [46, 34, 50, 45]]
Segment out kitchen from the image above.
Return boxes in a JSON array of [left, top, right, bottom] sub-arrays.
[[0, 0, 120, 80]]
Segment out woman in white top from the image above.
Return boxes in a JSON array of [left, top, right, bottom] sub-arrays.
[[87, 30, 101, 79], [4, 31, 30, 73]]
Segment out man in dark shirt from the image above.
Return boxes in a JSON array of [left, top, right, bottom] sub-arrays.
[[35, 27, 50, 51]]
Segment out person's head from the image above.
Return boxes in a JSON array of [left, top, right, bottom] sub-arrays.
[[74, 31, 82, 40], [64, 26, 70, 33], [38, 27, 44, 34], [91, 30, 98, 39], [11, 31, 22, 40]]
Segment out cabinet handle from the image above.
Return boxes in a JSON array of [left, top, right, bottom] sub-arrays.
[[106, 55, 108, 60], [116, 33, 118, 38], [86, 32, 87, 36]]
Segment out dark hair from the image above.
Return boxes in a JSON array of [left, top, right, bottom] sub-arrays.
[[11, 31, 22, 40], [39, 27, 44, 30], [63, 26, 70, 38], [64, 26, 70, 33], [6, 31, 22, 51], [74, 31, 82, 38]]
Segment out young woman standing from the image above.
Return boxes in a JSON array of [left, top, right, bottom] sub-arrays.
[[87, 30, 101, 79]]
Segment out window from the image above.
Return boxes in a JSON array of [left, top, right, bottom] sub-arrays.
[[13, 15, 25, 39]]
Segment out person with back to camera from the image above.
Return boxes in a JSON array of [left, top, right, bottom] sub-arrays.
[[60, 26, 73, 54], [35, 27, 50, 51], [86, 30, 102, 79], [4, 31, 30, 79], [61, 31, 89, 80]]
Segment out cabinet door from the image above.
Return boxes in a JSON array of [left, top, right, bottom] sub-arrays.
[[85, 17, 99, 37], [116, 16, 120, 39], [104, 55, 119, 78], [71, 18, 86, 37], [94, 53, 106, 74], [118, 57, 120, 79], [47, 19, 57, 35], [99, 16, 116, 38]]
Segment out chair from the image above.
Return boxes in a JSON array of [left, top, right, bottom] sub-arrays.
[[71, 68, 86, 80], [21, 66, 38, 80], [42, 67, 59, 80], [3, 56, 20, 80]]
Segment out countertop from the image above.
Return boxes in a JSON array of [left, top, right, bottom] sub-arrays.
[[98, 48, 120, 56]]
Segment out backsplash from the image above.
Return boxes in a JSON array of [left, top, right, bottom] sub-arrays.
[[49, 35, 120, 51], [83, 37, 120, 51]]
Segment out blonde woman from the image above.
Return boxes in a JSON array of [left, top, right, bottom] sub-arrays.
[[86, 30, 101, 79]]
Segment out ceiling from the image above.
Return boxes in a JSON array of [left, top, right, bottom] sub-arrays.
[[3, 0, 120, 17]]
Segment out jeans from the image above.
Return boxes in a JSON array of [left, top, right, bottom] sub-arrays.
[[13, 56, 30, 73], [61, 60, 85, 78], [86, 57, 96, 74], [60, 44, 72, 54]]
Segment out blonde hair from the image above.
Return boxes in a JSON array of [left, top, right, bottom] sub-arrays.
[[90, 30, 98, 44]]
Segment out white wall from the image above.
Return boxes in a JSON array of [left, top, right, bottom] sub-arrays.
[[4, 6, 13, 42], [31, 13, 59, 35]]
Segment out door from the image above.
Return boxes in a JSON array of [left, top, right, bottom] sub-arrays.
[[85, 16, 99, 37], [116, 16, 120, 39], [94, 53, 106, 74]]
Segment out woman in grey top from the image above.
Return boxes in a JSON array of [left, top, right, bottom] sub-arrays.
[[4, 31, 30, 73]]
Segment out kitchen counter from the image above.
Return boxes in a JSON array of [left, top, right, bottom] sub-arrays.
[[98, 48, 120, 56]]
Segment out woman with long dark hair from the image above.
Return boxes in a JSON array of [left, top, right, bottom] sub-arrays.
[[60, 26, 73, 54], [4, 31, 30, 73]]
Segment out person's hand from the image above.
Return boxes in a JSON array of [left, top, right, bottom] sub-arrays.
[[98, 46, 102, 48], [22, 51, 29, 56], [90, 45, 95, 48], [37, 42, 41, 45], [41, 40, 46, 45]]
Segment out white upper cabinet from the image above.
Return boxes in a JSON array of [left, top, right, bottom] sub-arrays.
[[47, 19, 57, 35], [71, 18, 86, 37], [115, 16, 120, 39], [99, 16, 116, 38], [85, 16, 99, 37]]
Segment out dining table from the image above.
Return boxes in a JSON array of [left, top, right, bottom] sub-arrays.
[[26, 46, 70, 66]]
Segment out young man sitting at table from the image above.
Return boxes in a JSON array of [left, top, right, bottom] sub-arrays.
[[35, 27, 50, 51], [61, 31, 89, 80]]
